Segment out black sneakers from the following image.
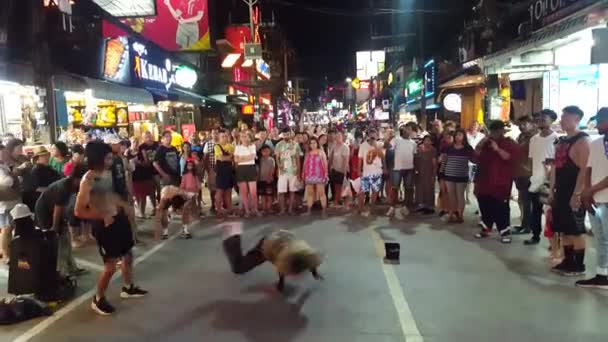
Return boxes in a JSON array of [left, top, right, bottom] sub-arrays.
[[91, 296, 116, 316], [576, 275, 608, 289], [180, 231, 192, 239], [120, 285, 149, 299]]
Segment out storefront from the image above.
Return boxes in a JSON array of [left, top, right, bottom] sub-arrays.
[[405, 59, 439, 127], [481, 0, 608, 123], [438, 65, 486, 128], [53, 74, 156, 144], [0, 62, 51, 147]]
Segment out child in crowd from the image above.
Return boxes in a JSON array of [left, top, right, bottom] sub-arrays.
[[181, 159, 202, 208], [258, 145, 276, 215], [63, 144, 85, 177]]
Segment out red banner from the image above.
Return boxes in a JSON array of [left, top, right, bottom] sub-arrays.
[[224, 25, 252, 54], [103, 0, 210, 51], [181, 124, 196, 141]]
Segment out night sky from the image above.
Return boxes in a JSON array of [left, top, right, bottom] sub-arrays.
[[216, 0, 476, 95]]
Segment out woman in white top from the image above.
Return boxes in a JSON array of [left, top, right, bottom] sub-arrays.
[[234, 131, 260, 217]]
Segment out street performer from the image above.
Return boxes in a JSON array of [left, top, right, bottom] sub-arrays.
[[222, 224, 324, 292], [155, 185, 200, 240]]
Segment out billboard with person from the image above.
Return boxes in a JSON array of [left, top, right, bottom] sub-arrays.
[[103, 0, 210, 51]]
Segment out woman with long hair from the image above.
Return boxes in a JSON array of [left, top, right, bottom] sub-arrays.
[[234, 131, 260, 217], [442, 129, 474, 223], [437, 131, 454, 219], [302, 137, 328, 216]]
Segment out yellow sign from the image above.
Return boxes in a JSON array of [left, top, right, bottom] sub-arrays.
[[388, 72, 394, 85], [352, 78, 361, 90]]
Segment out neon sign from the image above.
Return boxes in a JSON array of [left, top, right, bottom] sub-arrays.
[[131, 41, 197, 90]]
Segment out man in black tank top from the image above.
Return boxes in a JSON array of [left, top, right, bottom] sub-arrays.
[[551, 106, 590, 276]]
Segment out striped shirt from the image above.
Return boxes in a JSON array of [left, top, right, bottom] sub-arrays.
[[443, 145, 474, 183], [203, 141, 216, 169]]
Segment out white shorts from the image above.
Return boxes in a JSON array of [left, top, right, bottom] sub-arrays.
[[277, 175, 299, 194]]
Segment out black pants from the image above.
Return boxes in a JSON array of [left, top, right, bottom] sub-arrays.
[[529, 192, 544, 239], [223, 235, 267, 274], [478, 195, 511, 233]]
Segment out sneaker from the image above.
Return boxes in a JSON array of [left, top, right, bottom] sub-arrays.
[[575, 275, 608, 289], [474, 229, 490, 239], [400, 207, 410, 216], [551, 260, 570, 274], [386, 207, 395, 217], [161, 233, 169, 240], [120, 285, 148, 299], [180, 231, 192, 239], [512, 226, 531, 235], [500, 234, 512, 244], [561, 265, 586, 277], [91, 296, 115, 315], [524, 237, 540, 245]]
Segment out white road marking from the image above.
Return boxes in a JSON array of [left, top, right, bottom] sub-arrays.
[[13, 233, 180, 342], [370, 227, 424, 342]]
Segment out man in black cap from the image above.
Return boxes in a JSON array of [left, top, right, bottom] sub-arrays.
[[579, 107, 608, 289], [474, 120, 520, 244], [551, 106, 590, 276]]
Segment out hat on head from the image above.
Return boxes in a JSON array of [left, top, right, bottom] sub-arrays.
[[103, 134, 121, 145], [32, 146, 50, 158], [488, 120, 506, 131], [10, 203, 34, 220]]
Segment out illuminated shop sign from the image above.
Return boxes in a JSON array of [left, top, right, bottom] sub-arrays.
[[528, 0, 596, 30], [256, 60, 271, 79], [130, 41, 198, 90], [406, 59, 436, 104], [102, 36, 131, 84]]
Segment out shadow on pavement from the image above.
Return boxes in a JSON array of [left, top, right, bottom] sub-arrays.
[[154, 290, 312, 342]]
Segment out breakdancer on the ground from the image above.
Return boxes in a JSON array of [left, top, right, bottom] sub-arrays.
[[222, 224, 324, 291], [156, 185, 200, 240]]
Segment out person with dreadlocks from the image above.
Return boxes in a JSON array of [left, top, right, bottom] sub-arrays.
[[222, 224, 324, 292], [155, 185, 200, 240]]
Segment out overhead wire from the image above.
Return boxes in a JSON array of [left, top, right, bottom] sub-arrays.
[[266, 0, 455, 16]]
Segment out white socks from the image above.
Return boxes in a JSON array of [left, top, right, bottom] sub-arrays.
[[222, 222, 243, 240], [162, 228, 169, 236], [182, 224, 191, 234]]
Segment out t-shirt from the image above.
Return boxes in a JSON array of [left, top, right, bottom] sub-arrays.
[[111, 155, 129, 200], [475, 138, 520, 200], [363, 152, 383, 177], [391, 137, 417, 170], [48, 157, 67, 176], [234, 144, 257, 165], [23, 164, 61, 193], [587, 137, 608, 203], [467, 132, 485, 149], [213, 143, 235, 160], [275, 141, 301, 176], [155, 145, 180, 179], [443, 145, 474, 183], [330, 143, 350, 174], [258, 157, 276, 182], [358, 141, 382, 161], [134, 142, 158, 181], [34, 178, 73, 230], [528, 132, 558, 192]]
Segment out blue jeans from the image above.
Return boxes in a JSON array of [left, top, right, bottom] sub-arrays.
[[589, 203, 608, 275]]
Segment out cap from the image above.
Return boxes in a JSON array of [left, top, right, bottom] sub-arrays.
[[10, 203, 34, 220]]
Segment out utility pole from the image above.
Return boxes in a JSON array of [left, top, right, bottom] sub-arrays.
[[242, 0, 259, 124]]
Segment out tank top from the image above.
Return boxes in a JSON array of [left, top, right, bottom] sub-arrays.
[[303, 152, 327, 184], [554, 132, 588, 200]]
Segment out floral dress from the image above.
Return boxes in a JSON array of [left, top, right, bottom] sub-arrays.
[[303, 152, 328, 185]]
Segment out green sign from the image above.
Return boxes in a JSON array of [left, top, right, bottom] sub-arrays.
[[407, 79, 423, 96]]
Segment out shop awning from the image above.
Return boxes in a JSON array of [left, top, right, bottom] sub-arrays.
[[482, 4, 603, 73], [439, 74, 485, 89], [53, 74, 155, 105], [508, 72, 544, 81], [147, 87, 215, 106], [0, 62, 35, 85]]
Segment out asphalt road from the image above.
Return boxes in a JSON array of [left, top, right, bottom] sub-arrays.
[[2, 207, 608, 342]]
